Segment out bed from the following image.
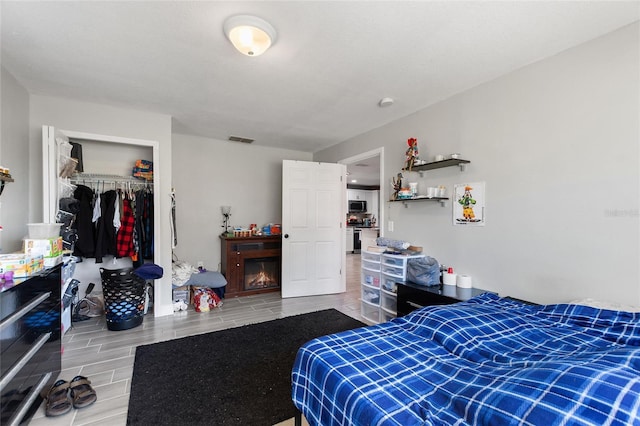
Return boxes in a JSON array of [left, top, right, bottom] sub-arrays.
[[291, 293, 640, 425]]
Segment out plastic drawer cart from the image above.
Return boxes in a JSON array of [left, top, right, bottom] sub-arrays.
[[378, 252, 425, 322], [360, 250, 382, 323]]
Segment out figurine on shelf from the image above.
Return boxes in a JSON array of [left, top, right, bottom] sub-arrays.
[[392, 173, 403, 200], [405, 137, 421, 171]]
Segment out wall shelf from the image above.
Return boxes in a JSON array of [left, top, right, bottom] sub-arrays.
[[403, 158, 470, 176], [389, 197, 449, 207]]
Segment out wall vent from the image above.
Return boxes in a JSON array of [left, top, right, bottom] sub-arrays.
[[228, 136, 254, 144]]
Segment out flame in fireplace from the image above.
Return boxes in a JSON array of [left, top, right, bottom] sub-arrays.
[[248, 270, 276, 287], [246, 261, 278, 289]]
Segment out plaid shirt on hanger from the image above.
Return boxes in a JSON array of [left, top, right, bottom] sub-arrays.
[[116, 196, 136, 258]]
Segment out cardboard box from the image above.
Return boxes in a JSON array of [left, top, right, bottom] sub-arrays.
[[0, 253, 45, 277], [23, 237, 63, 258], [44, 255, 63, 268]]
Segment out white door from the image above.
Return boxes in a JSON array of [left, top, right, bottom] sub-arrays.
[[281, 160, 346, 298], [42, 126, 69, 223]]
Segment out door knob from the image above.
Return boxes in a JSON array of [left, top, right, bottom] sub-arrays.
[[284, 234, 289, 239]]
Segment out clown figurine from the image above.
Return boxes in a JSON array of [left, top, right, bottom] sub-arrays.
[[405, 137, 419, 171], [458, 185, 477, 221]]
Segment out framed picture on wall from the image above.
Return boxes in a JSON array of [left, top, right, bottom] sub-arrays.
[[453, 182, 485, 226]]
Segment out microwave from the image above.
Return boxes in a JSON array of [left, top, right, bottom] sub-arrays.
[[348, 200, 367, 213]]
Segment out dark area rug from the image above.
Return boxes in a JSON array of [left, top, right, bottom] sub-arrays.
[[127, 309, 365, 425]]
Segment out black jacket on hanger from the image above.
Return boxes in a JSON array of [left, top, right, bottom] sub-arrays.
[[94, 189, 118, 263], [72, 185, 95, 258]]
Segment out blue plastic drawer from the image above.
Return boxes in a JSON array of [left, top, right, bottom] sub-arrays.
[[382, 265, 403, 276], [383, 256, 405, 266]]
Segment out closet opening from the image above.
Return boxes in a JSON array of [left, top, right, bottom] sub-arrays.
[[43, 126, 170, 318]]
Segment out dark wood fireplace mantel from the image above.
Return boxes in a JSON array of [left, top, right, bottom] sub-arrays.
[[220, 235, 281, 297]]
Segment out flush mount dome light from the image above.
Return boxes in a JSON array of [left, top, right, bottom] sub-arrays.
[[224, 15, 277, 57]]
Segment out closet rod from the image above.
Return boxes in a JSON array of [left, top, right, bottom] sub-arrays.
[[69, 173, 152, 185]]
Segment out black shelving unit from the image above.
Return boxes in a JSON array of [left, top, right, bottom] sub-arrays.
[[403, 158, 470, 174], [389, 196, 449, 207]]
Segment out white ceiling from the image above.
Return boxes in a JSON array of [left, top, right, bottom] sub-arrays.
[[2, 1, 638, 155]]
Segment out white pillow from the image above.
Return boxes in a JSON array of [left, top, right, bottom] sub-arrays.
[[569, 298, 640, 313]]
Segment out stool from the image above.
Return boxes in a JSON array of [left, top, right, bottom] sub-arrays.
[[185, 271, 227, 299]]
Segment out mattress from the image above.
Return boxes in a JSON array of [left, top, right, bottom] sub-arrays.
[[291, 293, 640, 425]]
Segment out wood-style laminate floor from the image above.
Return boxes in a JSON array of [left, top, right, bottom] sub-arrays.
[[29, 254, 364, 426]]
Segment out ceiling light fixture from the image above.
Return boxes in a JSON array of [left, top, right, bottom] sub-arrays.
[[379, 97, 394, 107], [224, 15, 277, 57]]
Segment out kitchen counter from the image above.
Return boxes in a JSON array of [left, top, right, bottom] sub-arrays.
[[359, 227, 379, 249], [347, 224, 378, 229]]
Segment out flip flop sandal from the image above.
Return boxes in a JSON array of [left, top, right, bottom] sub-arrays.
[[45, 379, 72, 417], [69, 375, 97, 409]]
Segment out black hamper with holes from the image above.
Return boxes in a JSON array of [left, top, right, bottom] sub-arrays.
[[100, 267, 145, 331]]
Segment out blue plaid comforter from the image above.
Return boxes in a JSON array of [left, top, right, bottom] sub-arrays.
[[291, 293, 640, 425]]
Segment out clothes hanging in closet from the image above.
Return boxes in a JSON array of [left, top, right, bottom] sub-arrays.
[[94, 189, 118, 263], [133, 188, 154, 267], [143, 190, 154, 258], [70, 181, 154, 264], [116, 194, 136, 258]]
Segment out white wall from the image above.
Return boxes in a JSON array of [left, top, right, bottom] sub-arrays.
[[315, 23, 640, 305], [171, 133, 312, 270], [0, 67, 30, 252], [29, 95, 175, 316]]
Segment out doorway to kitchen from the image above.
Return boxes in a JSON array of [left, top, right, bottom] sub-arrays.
[[339, 148, 384, 281]]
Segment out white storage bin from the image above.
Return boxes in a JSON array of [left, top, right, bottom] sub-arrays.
[[382, 264, 404, 277], [380, 289, 397, 313], [383, 256, 405, 267], [380, 309, 396, 323], [27, 223, 62, 239], [361, 286, 380, 305], [362, 259, 381, 271], [361, 251, 391, 324], [381, 274, 399, 292], [361, 301, 380, 324], [361, 251, 382, 263], [381, 253, 426, 282], [362, 270, 381, 288]]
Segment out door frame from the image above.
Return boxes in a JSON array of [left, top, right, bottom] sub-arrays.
[[42, 126, 172, 317], [339, 147, 385, 236]]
